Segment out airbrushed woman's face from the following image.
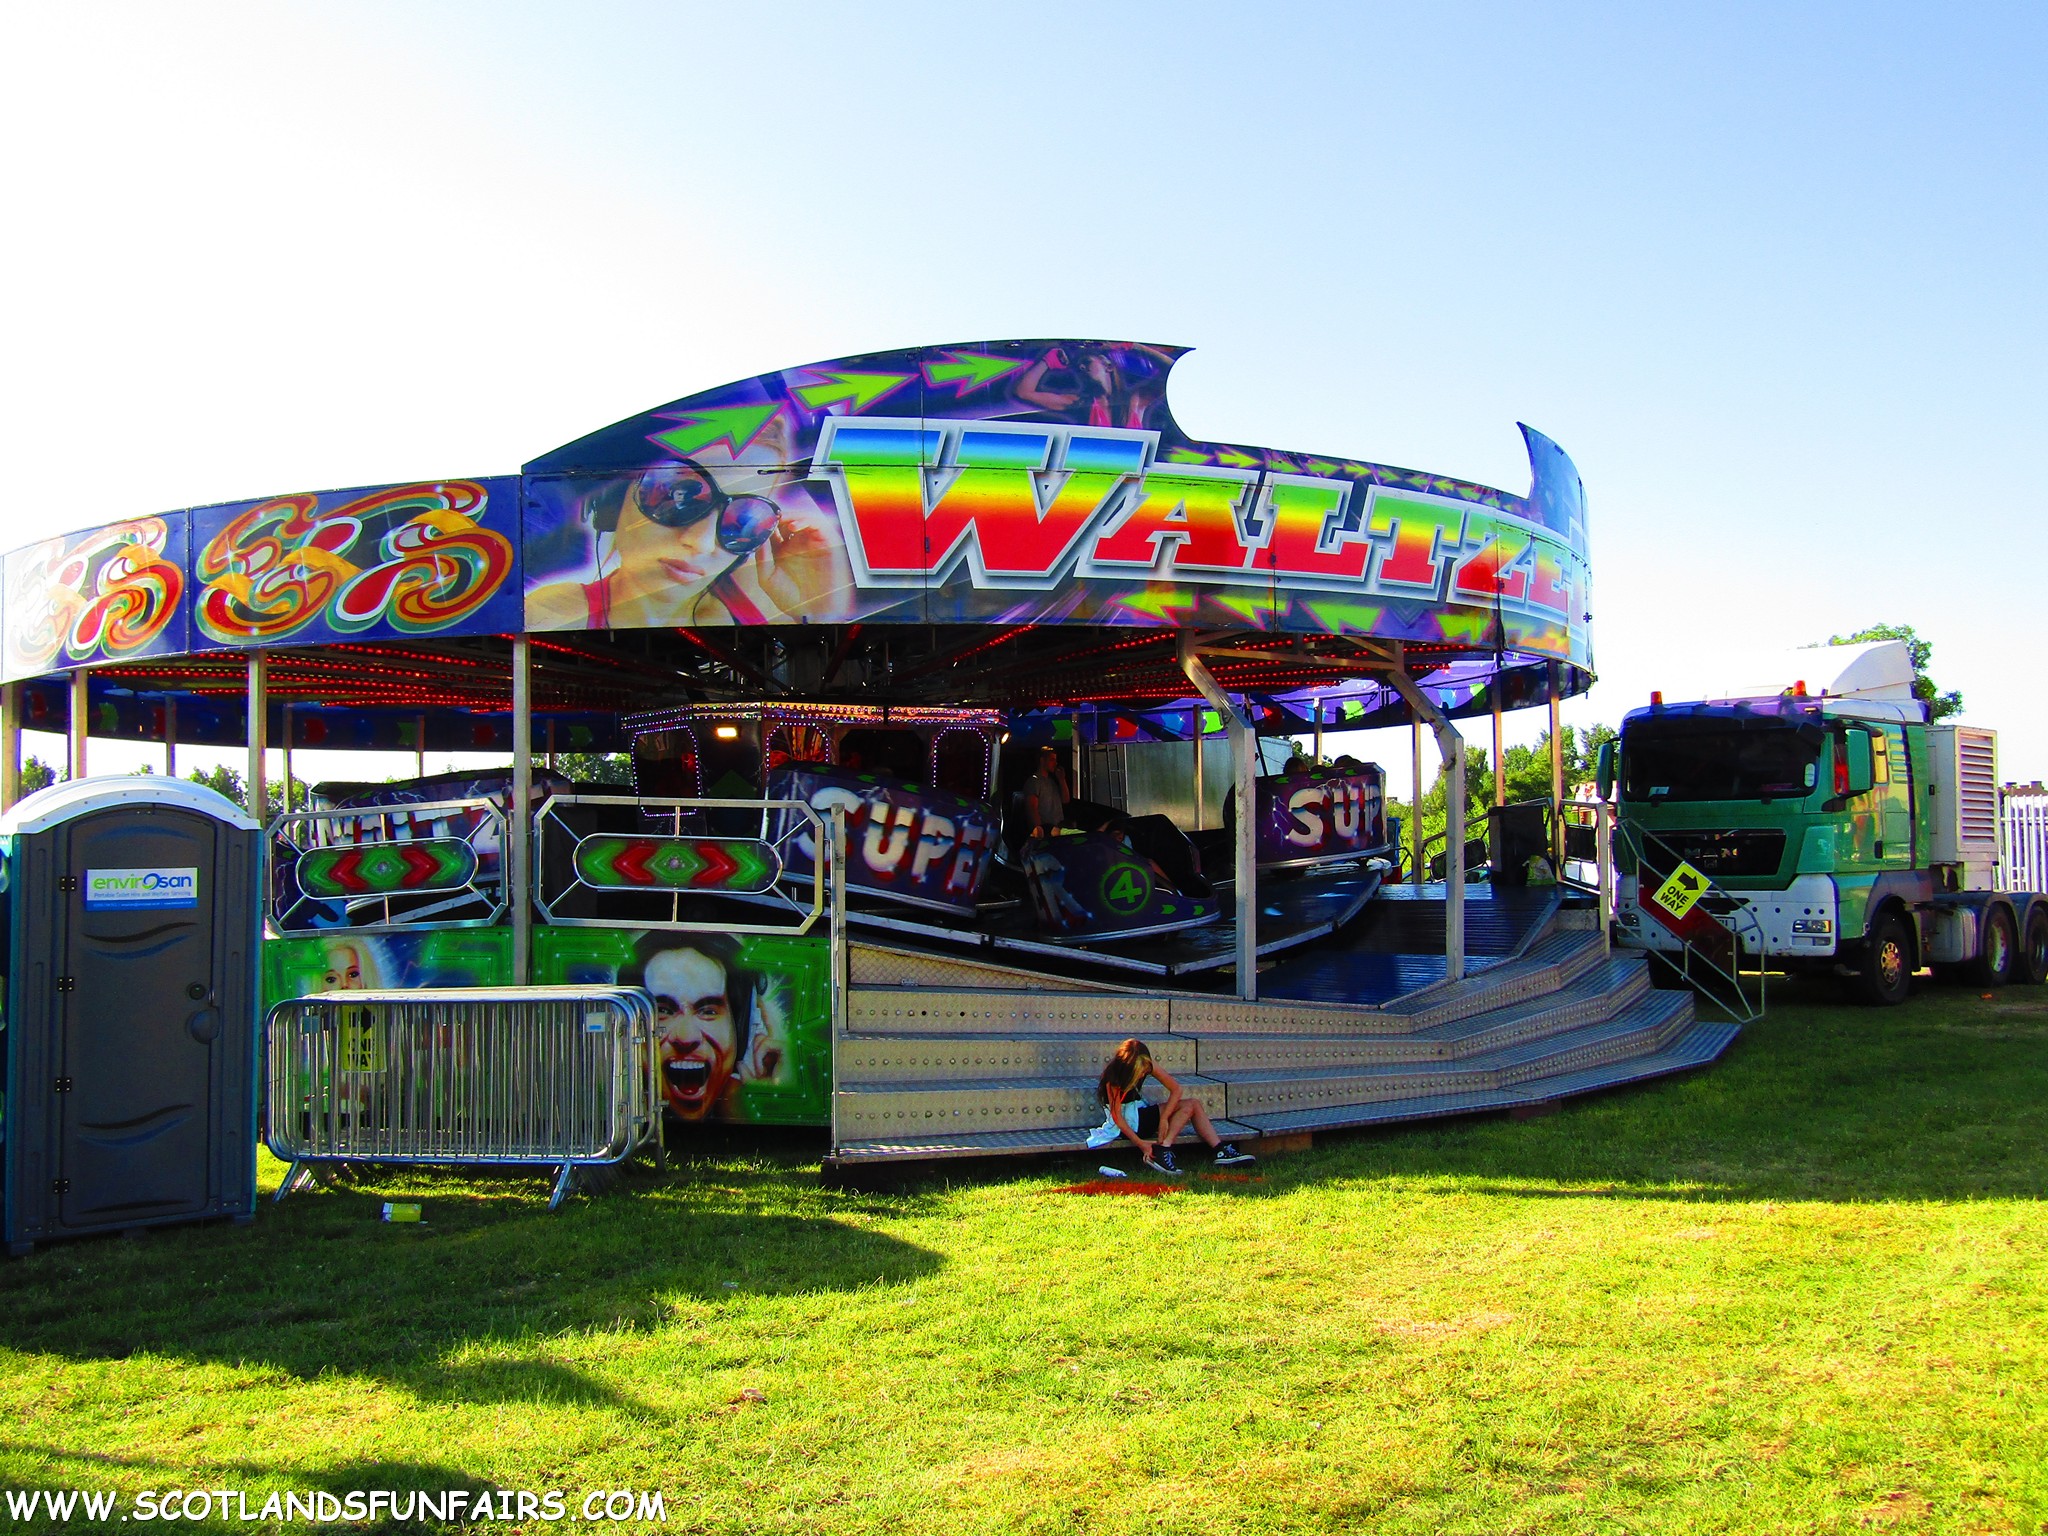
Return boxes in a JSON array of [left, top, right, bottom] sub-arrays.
[[611, 475, 745, 600], [323, 944, 368, 990], [646, 947, 738, 1121]]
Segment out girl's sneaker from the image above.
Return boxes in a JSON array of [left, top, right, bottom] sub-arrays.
[[1213, 1143, 1256, 1167], [1145, 1147, 1185, 1176]]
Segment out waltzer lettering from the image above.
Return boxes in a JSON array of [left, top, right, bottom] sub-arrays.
[[1087, 468, 1251, 573], [813, 418, 1583, 623], [1259, 478, 1370, 581]]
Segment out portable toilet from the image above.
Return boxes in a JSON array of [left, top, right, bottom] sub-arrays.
[[0, 777, 261, 1254]]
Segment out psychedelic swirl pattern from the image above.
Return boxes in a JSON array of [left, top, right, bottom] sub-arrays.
[[2, 518, 185, 678], [196, 481, 514, 644]]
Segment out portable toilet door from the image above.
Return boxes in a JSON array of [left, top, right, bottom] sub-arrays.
[[1, 777, 261, 1253]]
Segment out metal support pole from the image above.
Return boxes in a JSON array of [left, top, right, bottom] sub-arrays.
[[1180, 635, 1257, 1000], [1311, 696, 1323, 765], [1389, 663, 1466, 985], [1548, 666, 1566, 867], [828, 805, 848, 1157], [511, 636, 533, 985], [1191, 705, 1205, 831], [69, 668, 90, 781], [1595, 802, 1613, 956], [415, 713, 427, 779], [1409, 717, 1424, 887], [0, 681, 20, 810], [546, 717, 557, 773], [280, 703, 294, 813], [246, 652, 267, 821], [165, 693, 177, 779]]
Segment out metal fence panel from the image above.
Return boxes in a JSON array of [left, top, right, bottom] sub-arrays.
[[265, 986, 662, 1208], [2005, 792, 2048, 893]]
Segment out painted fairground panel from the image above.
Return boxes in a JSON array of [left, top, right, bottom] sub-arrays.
[[187, 477, 522, 652], [1251, 763, 1390, 867], [520, 340, 1590, 665], [534, 928, 830, 1127], [767, 765, 1000, 917], [2, 514, 190, 682], [262, 929, 514, 1014]]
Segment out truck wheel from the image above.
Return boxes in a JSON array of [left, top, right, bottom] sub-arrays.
[[2021, 905, 2048, 986], [1969, 905, 2018, 987], [1852, 911, 1914, 1006]]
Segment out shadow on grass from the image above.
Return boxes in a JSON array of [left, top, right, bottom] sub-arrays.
[[1275, 976, 2048, 1205], [0, 1158, 941, 1416]]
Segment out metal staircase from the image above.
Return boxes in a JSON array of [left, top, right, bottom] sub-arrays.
[[826, 910, 1740, 1168]]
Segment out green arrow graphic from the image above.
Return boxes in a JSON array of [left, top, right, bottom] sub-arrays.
[[726, 841, 773, 889], [650, 403, 779, 459], [793, 370, 914, 413], [923, 350, 1026, 395], [1215, 447, 1259, 469]]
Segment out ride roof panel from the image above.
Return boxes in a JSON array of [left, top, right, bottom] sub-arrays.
[[1, 340, 1593, 724]]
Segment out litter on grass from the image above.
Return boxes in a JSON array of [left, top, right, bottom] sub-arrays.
[[1051, 1180, 1187, 1197]]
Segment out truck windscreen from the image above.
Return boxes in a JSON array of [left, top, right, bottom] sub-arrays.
[[1621, 718, 1823, 803]]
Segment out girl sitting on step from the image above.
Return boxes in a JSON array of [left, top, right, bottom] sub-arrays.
[[1088, 1037, 1255, 1175]]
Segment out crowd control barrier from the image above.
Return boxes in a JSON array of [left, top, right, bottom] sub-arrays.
[[265, 986, 663, 1210]]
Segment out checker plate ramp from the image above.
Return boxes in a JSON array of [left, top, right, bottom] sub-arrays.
[[829, 890, 1742, 1168]]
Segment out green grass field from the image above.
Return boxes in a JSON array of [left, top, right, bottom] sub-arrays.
[[2, 976, 2045, 1534]]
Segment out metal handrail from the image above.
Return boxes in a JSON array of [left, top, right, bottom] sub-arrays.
[[1611, 819, 1768, 1023], [1558, 798, 1614, 952], [1408, 797, 1555, 882], [267, 795, 508, 934], [1410, 807, 1493, 882], [533, 794, 826, 936]]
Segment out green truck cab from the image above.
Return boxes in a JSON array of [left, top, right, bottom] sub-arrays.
[[1605, 643, 2047, 1004]]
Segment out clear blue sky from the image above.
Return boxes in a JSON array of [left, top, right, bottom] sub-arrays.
[[2, 1, 2042, 783]]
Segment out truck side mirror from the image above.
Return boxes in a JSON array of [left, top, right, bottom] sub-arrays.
[[1840, 729, 1875, 797], [1595, 741, 1616, 802]]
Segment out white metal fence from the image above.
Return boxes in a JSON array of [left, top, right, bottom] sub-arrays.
[[2006, 790, 2048, 893], [265, 986, 663, 1209]]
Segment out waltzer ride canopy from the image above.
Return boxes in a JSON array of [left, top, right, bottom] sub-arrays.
[[1, 340, 1590, 744]]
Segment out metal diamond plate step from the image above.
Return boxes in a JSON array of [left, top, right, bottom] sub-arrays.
[[849, 943, 1137, 993], [830, 1117, 1266, 1165], [834, 1073, 1233, 1140], [1188, 957, 1653, 1071], [1210, 992, 1694, 1117], [839, 1032, 1200, 1087], [848, 989, 1171, 1036], [1230, 1020, 1740, 1135], [1166, 929, 1608, 1036]]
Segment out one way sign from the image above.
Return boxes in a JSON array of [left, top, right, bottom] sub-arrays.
[[1650, 861, 1710, 922]]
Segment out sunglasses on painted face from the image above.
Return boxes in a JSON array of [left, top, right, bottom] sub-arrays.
[[633, 465, 781, 555]]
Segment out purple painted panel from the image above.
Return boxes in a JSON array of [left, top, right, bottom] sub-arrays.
[[1255, 766, 1388, 866], [767, 765, 999, 916]]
